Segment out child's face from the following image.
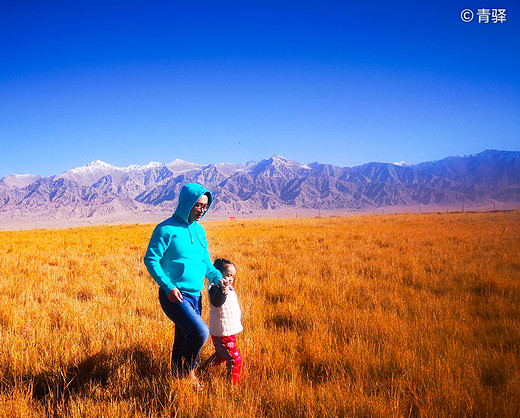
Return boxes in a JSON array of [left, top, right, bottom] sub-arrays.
[[222, 265, 237, 285]]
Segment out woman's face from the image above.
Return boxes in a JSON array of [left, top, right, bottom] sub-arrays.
[[189, 194, 209, 222]]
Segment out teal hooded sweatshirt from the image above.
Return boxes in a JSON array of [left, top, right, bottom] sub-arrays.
[[144, 183, 223, 295]]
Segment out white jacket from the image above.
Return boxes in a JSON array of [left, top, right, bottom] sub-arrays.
[[208, 284, 243, 337]]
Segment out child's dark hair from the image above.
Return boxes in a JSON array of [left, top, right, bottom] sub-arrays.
[[214, 258, 235, 274]]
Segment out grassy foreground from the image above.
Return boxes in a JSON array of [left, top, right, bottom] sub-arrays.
[[0, 211, 519, 417]]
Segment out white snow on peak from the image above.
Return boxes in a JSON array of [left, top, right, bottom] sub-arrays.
[[1, 173, 41, 188], [9, 173, 38, 179], [165, 159, 202, 173], [57, 159, 200, 178], [54, 160, 119, 186], [393, 161, 411, 167], [86, 160, 112, 167], [271, 155, 288, 163], [167, 159, 199, 166], [214, 161, 250, 171], [124, 161, 163, 171], [69, 160, 117, 173], [271, 155, 311, 169]]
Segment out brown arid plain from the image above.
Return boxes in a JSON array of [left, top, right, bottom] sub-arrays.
[[0, 211, 519, 417]]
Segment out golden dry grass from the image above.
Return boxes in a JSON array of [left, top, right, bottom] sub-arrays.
[[0, 211, 519, 417]]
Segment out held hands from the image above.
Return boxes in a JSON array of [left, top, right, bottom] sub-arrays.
[[220, 278, 231, 295], [167, 287, 183, 303]]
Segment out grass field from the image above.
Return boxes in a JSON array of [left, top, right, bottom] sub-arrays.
[[0, 210, 519, 417]]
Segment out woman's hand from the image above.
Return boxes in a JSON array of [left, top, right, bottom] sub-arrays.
[[167, 288, 183, 303]]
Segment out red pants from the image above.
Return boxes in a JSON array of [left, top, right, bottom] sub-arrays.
[[208, 335, 242, 385]]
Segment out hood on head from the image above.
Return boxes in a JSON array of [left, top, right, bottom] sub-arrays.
[[173, 183, 212, 224]]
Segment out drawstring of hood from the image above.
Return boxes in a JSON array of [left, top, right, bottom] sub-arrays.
[[186, 222, 207, 249], [188, 224, 194, 244], [194, 223, 206, 249]]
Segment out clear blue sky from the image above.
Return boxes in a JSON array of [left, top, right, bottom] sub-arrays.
[[1, 0, 518, 177]]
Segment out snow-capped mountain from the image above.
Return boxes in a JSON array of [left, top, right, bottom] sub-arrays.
[[0, 150, 518, 225], [54, 160, 120, 186], [0, 174, 42, 189]]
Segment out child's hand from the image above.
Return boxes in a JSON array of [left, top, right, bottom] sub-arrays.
[[220, 279, 230, 294]]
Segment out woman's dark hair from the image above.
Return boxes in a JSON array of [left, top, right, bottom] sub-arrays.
[[213, 258, 235, 274]]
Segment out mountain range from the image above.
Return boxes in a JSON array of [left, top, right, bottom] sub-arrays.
[[1, 149, 519, 227]]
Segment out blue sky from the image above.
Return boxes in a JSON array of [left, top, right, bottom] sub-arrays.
[[0, 1, 518, 177]]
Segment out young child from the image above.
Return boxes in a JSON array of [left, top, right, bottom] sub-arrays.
[[205, 258, 243, 385]]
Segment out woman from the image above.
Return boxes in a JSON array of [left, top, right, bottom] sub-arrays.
[[144, 183, 224, 383]]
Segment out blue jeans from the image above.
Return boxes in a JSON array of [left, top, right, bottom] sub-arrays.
[[159, 289, 209, 377]]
